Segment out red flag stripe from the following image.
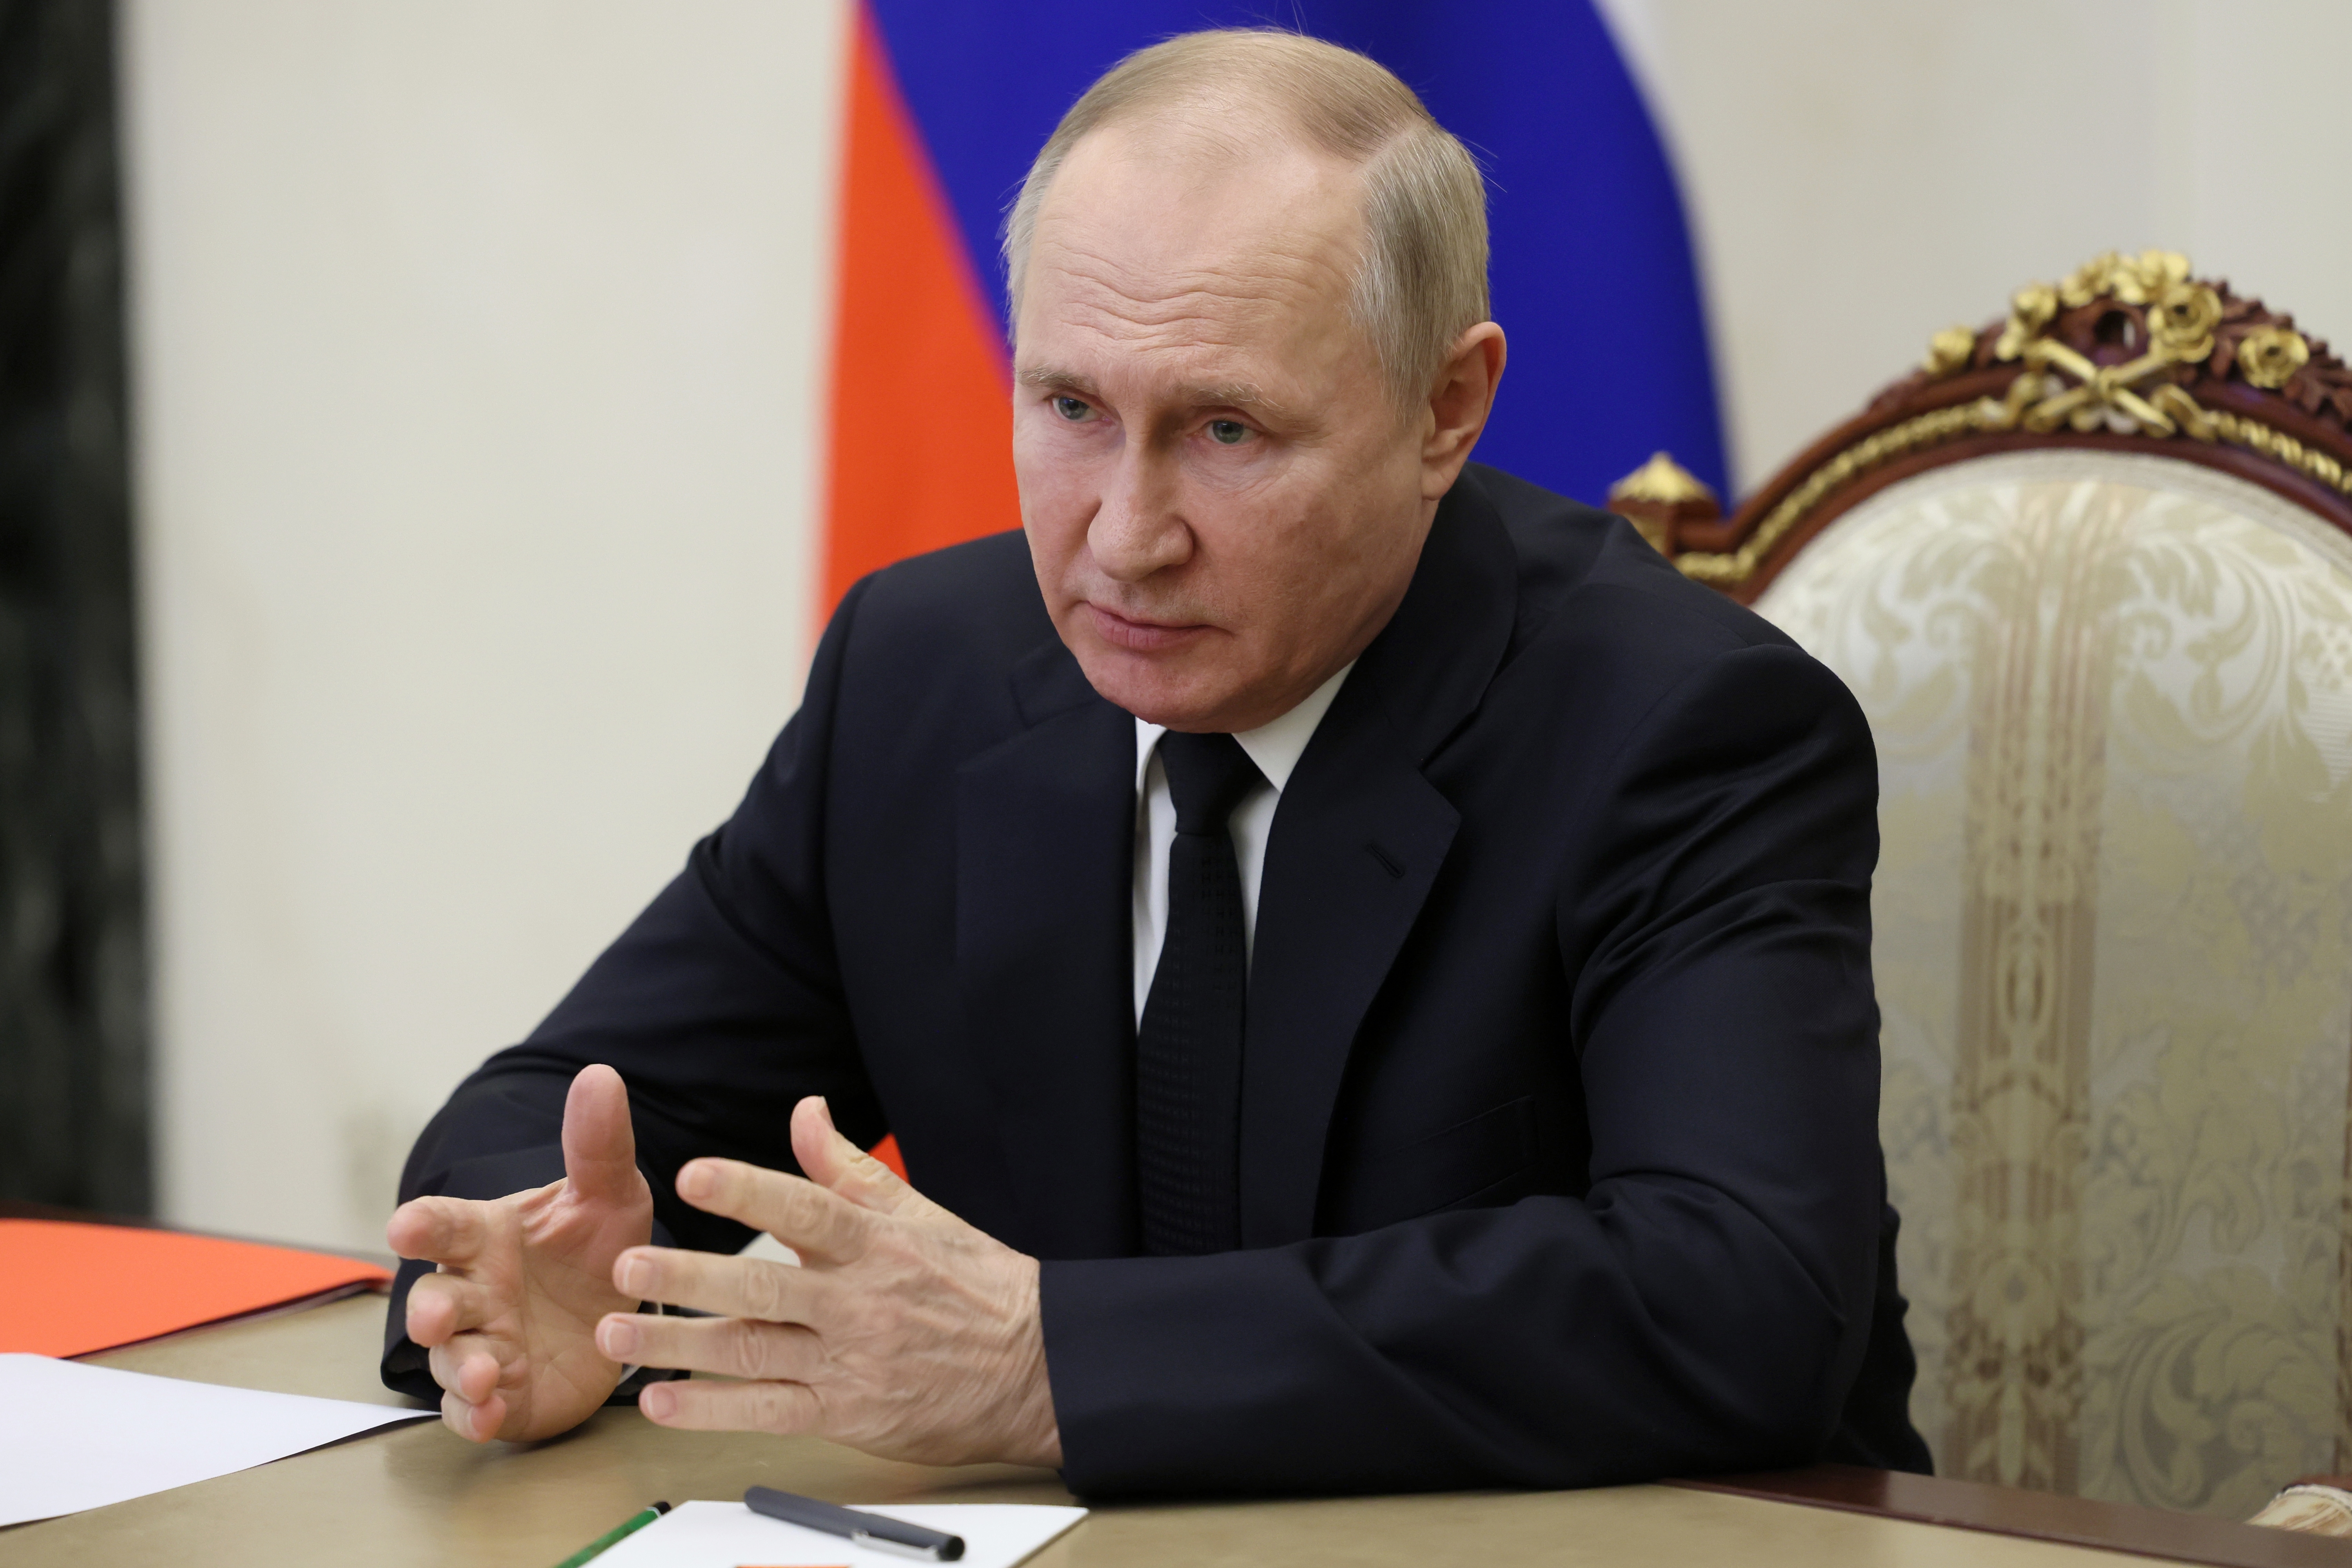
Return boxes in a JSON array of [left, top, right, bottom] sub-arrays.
[[821, 4, 1022, 617]]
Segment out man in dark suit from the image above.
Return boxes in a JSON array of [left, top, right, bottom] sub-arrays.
[[384, 29, 1928, 1494]]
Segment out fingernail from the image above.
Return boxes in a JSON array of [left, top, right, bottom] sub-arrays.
[[599, 1318, 639, 1358], [677, 1162, 712, 1201], [641, 1383, 674, 1421], [618, 1255, 650, 1296]]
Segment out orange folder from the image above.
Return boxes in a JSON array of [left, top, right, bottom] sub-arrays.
[[0, 1219, 391, 1358]]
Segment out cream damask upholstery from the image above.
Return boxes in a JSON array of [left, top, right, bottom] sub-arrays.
[[1755, 449, 2352, 1517]]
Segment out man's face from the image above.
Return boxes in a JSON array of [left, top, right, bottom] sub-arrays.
[[1012, 126, 1434, 733]]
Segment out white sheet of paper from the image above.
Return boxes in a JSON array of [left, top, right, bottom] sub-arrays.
[[0, 1352, 432, 1526], [593, 1498, 1087, 1568]]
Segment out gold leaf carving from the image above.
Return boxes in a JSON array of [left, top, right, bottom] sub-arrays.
[[2239, 326, 2312, 391], [2061, 249, 2190, 309], [1998, 284, 2060, 362], [2148, 284, 2221, 363]]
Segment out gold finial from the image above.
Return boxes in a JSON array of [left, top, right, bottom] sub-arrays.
[[1608, 451, 1717, 508], [1922, 325, 1977, 377]]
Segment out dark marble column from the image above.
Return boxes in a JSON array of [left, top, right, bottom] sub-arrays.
[[0, 0, 149, 1214]]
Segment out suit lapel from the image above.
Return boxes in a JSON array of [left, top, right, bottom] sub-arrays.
[[1240, 477, 1521, 1245], [956, 641, 1139, 1259]]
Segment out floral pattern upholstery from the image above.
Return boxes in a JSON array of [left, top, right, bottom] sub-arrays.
[[1757, 450, 2352, 1516]]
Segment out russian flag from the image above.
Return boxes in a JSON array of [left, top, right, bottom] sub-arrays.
[[827, 5, 1722, 1178]]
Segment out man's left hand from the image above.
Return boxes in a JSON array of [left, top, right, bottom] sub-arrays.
[[592, 1097, 1062, 1469]]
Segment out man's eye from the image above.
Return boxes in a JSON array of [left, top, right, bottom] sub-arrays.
[[1207, 419, 1250, 445], [1053, 396, 1091, 421]]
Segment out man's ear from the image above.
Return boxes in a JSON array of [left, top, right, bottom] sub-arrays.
[[1420, 322, 1507, 501]]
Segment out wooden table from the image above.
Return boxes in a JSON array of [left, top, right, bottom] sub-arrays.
[[7, 1288, 2347, 1568]]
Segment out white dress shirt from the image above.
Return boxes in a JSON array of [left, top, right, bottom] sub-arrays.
[[1131, 662, 1354, 1024]]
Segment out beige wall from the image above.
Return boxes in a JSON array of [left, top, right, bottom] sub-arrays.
[[124, 0, 850, 1247], [1602, 0, 2352, 490], [125, 0, 2352, 1250]]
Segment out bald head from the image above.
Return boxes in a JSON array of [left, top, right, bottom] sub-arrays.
[[1004, 29, 1489, 409]]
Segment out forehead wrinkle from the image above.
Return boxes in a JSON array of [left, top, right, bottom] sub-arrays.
[[1051, 264, 1345, 333], [1089, 216, 1356, 279], [1035, 213, 1363, 311], [1056, 301, 1273, 359], [1042, 271, 1349, 369]]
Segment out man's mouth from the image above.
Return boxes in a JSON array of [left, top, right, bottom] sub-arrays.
[[1084, 603, 1209, 653]]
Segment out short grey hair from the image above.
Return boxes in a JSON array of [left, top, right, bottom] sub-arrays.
[[1002, 28, 1490, 409]]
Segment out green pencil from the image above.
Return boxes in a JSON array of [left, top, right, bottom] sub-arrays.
[[551, 1501, 673, 1568]]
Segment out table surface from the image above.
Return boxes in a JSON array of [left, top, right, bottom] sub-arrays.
[[0, 1289, 2205, 1568]]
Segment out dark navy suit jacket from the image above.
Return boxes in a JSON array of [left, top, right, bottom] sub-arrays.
[[383, 463, 1930, 1495]]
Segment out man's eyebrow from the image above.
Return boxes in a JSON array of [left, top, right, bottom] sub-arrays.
[[1017, 367, 1098, 396], [1182, 381, 1281, 413]]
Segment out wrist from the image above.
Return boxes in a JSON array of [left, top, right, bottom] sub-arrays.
[[1002, 1255, 1063, 1468]]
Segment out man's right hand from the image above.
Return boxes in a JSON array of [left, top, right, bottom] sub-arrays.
[[386, 1063, 654, 1442]]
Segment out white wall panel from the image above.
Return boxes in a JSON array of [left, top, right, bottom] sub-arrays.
[[124, 0, 850, 1248]]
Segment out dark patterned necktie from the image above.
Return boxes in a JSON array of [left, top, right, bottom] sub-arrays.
[[1136, 730, 1264, 1256]]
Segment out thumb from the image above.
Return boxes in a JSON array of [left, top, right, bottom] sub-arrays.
[[791, 1096, 931, 1218], [561, 1064, 641, 1207]]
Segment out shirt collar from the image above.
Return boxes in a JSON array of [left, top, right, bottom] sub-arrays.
[[1131, 661, 1355, 796]]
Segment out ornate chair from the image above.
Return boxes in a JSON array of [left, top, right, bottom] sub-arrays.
[[1614, 252, 2352, 1521]]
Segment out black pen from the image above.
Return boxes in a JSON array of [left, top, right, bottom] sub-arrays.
[[744, 1485, 966, 1562]]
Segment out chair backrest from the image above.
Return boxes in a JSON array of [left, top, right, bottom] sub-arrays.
[[1631, 254, 2352, 1517]]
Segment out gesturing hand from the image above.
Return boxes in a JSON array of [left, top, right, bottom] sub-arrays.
[[592, 1097, 1062, 1469], [386, 1064, 654, 1442]]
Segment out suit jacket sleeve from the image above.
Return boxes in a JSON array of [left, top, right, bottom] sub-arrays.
[[379, 579, 888, 1397], [1040, 640, 1885, 1496]]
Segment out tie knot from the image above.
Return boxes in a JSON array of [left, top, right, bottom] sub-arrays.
[[1158, 731, 1263, 835]]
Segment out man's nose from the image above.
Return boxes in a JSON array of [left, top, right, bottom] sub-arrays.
[[1087, 444, 1192, 583]]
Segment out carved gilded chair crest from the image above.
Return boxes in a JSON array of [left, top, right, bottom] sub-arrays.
[[1639, 251, 2352, 600]]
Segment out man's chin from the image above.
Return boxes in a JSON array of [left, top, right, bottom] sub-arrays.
[[1068, 641, 1231, 731]]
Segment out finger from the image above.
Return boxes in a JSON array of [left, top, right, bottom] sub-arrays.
[[595, 1310, 826, 1383], [639, 1374, 823, 1436], [427, 1334, 506, 1405], [613, 1244, 839, 1323], [791, 1097, 937, 1220], [404, 1270, 493, 1347], [386, 1195, 490, 1267], [562, 1063, 640, 1208], [440, 1385, 506, 1443], [673, 1158, 873, 1263]]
